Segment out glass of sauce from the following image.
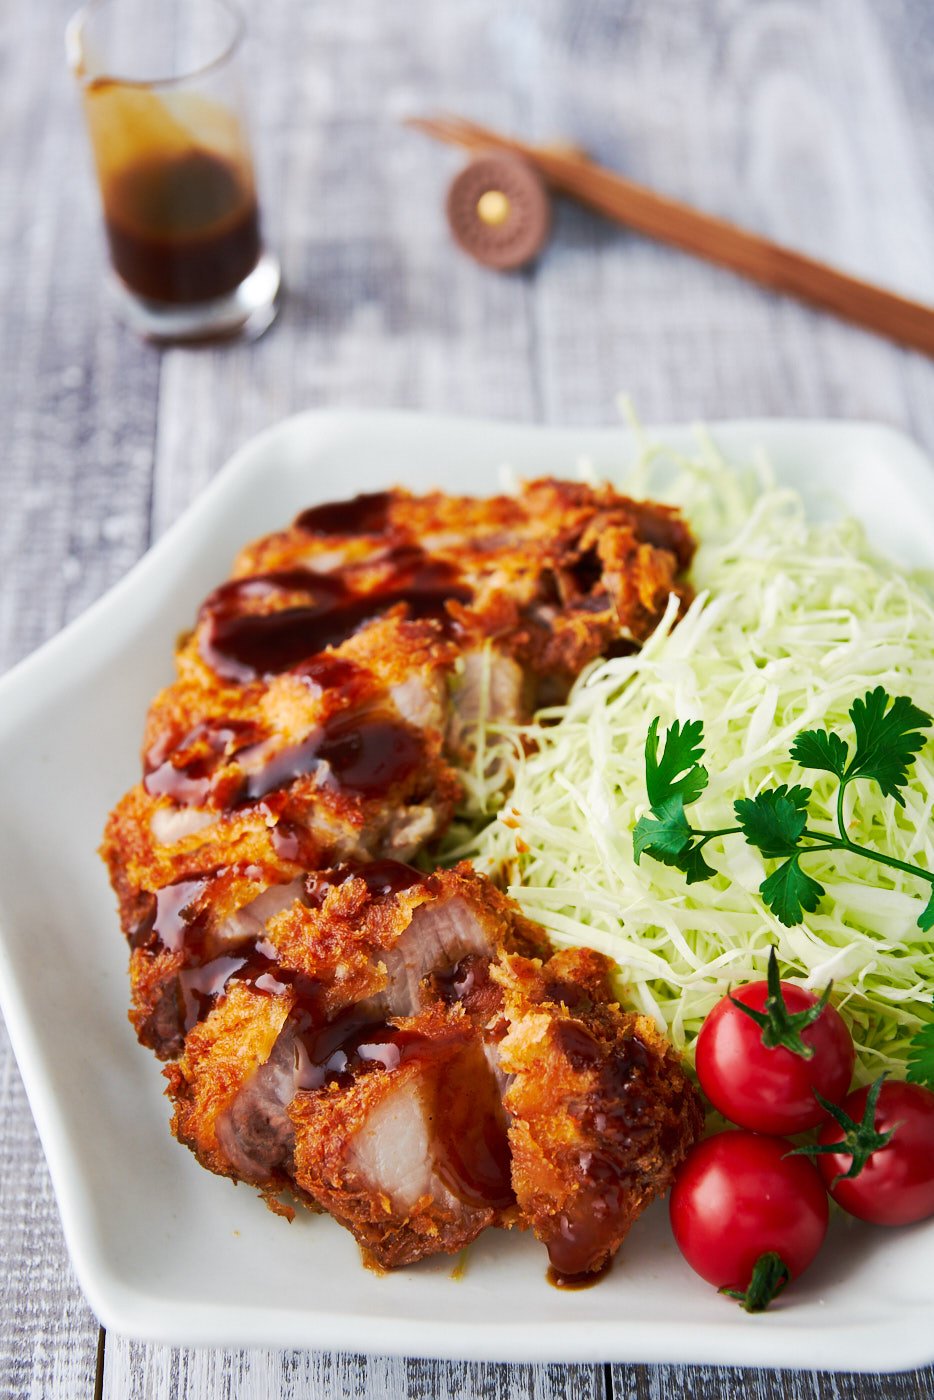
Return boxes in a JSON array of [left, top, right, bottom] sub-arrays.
[[66, 0, 280, 343]]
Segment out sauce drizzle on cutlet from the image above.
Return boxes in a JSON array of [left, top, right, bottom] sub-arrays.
[[295, 491, 394, 536], [236, 714, 424, 803], [144, 718, 262, 804], [304, 859, 423, 905], [198, 550, 471, 683], [541, 1022, 656, 1278]]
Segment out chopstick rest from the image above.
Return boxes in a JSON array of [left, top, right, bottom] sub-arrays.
[[445, 153, 551, 270]]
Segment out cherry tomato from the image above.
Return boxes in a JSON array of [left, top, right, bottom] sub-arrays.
[[814, 1079, 934, 1226], [695, 973, 855, 1133], [670, 1131, 829, 1292]]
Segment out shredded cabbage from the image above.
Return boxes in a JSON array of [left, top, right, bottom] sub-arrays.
[[451, 430, 934, 1081]]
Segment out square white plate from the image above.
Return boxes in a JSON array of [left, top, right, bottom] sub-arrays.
[[2, 411, 934, 1370]]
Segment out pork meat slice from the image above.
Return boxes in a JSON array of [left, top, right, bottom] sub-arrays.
[[169, 864, 549, 1198], [263, 860, 551, 1022], [167, 979, 298, 1199], [290, 1005, 516, 1267], [128, 868, 307, 1059], [491, 946, 704, 1280]]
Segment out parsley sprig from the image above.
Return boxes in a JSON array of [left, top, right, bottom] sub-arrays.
[[907, 997, 934, 1088], [633, 687, 934, 929]]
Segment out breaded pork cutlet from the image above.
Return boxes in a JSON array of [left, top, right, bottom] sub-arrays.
[[165, 866, 701, 1272], [103, 478, 701, 1279], [231, 479, 694, 705], [493, 947, 705, 1279], [166, 863, 548, 1196]]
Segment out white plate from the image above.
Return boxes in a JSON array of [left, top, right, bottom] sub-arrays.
[[2, 411, 934, 1370]]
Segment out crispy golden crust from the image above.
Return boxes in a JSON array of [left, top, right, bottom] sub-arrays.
[[263, 859, 545, 1017], [290, 1004, 516, 1268], [101, 478, 700, 1274], [159, 862, 550, 1178], [126, 862, 296, 1057], [167, 979, 294, 1184], [493, 947, 704, 1278], [102, 615, 459, 937], [231, 479, 694, 688]]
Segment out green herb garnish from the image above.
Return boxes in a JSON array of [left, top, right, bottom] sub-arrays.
[[907, 998, 934, 1088], [634, 686, 934, 928]]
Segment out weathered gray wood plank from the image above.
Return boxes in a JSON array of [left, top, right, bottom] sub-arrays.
[[525, 0, 934, 444], [0, 1020, 100, 1400], [613, 1369, 934, 1400], [102, 1347, 607, 1400], [0, 2, 160, 1398]]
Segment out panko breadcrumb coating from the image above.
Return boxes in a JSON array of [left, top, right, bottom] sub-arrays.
[[103, 479, 701, 1276]]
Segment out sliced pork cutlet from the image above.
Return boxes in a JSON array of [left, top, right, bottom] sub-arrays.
[[265, 859, 551, 1019], [126, 862, 307, 1059], [491, 946, 704, 1282], [103, 616, 461, 1053], [104, 476, 698, 1266], [228, 479, 695, 711], [289, 1003, 516, 1268], [165, 978, 302, 1201], [103, 613, 458, 904], [165, 863, 549, 1201]]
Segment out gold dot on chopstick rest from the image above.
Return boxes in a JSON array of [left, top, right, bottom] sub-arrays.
[[445, 153, 552, 270], [476, 189, 512, 226]]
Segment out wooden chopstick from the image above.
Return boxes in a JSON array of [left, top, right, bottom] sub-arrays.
[[407, 113, 934, 358]]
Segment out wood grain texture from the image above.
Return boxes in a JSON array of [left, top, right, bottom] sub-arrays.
[[612, 1369, 934, 1400], [0, 2, 157, 1398], [1, 0, 934, 1396], [0, 1020, 100, 1400], [102, 1348, 607, 1400]]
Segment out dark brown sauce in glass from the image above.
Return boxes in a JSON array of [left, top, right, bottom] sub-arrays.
[[99, 145, 261, 304]]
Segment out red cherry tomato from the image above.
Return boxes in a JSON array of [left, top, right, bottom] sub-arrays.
[[814, 1080, 934, 1225], [695, 977, 855, 1133], [670, 1131, 829, 1292]]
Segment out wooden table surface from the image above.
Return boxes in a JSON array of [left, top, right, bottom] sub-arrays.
[[3, 0, 934, 1395]]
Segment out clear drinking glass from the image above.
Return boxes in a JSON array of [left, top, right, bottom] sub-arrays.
[[66, 0, 280, 343]]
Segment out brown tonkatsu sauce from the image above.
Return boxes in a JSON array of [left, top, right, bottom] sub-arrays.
[[99, 145, 261, 304], [546, 1259, 612, 1291], [198, 556, 471, 683], [305, 859, 423, 906], [295, 491, 394, 537], [238, 714, 424, 803], [542, 1020, 655, 1280], [293, 1011, 513, 1209], [144, 718, 261, 804]]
